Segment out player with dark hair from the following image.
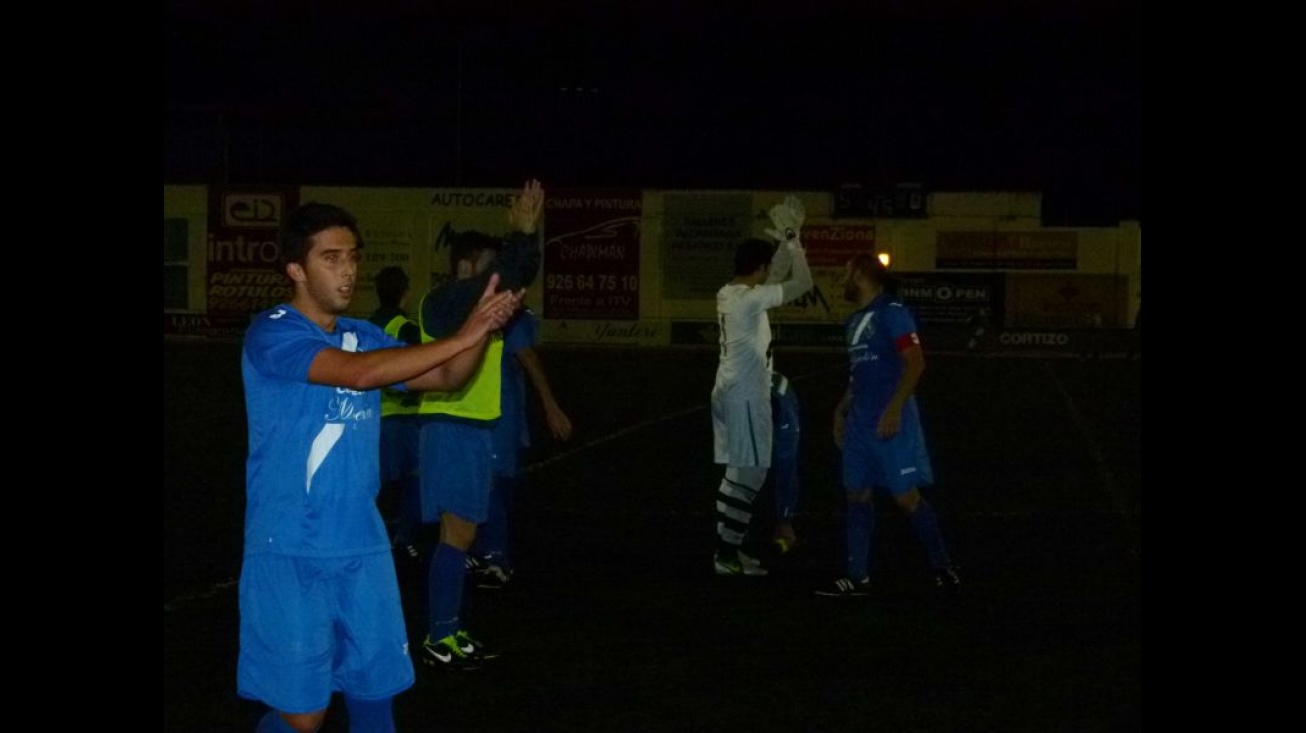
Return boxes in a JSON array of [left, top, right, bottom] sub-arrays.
[[769, 370, 802, 554], [415, 180, 544, 670], [238, 202, 519, 733], [368, 266, 424, 562], [467, 303, 573, 590], [712, 196, 813, 576], [816, 253, 961, 597]]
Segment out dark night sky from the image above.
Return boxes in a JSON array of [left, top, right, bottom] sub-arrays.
[[164, 1, 1141, 223]]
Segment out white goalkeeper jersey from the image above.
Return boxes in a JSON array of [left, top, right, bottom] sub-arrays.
[[714, 283, 786, 397]]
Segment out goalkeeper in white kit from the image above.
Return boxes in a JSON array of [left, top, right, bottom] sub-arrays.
[[712, 196, 813, 576]]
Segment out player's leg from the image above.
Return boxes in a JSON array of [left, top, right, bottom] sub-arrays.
[[390, 416, 422, 561], [238, 555, 336, 731], [331, 553, 414, 729], [473, 416, 521, 588], [816, 419, 878, 597], [814, 490, 875, 599], [256, 710, 325, 733], [891, 488, 957, 587], [393, 472, 422, 561], [715, 465, 769, 574], [419, 422, 493, 669], [343, 696, 395, 733], [474, 475, 516, 588], [713, 393, 771, 575], [882, 406, 960, 592], [770, 379, 802, 553]]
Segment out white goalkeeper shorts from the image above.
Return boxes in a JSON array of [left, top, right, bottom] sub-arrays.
[[711, 389, 773, 468]]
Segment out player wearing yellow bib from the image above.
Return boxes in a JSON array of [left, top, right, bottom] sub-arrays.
[[368, 266, 424, 562], [416, 180, 543, 671]]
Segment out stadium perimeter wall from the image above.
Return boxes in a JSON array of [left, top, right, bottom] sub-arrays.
[[164, 186, 1140, 351]]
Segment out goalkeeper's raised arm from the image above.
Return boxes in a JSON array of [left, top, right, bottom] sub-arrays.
[[764, 195, 813, 303]]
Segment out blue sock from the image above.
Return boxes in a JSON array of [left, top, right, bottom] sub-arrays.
[[345, 695, 395, 733], [256, 711, 298, 733], [845, 501, 874, 581], [907, 499, 952, 570], [428, 542, 467, 641]]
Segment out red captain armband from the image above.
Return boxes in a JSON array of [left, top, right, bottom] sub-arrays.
[[895, 332, 921, 352]]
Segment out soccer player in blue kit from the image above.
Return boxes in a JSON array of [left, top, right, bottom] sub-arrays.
[[816, 253, 961, 597], [468, 304, 573, 589], [237, 202, 520, 733], [368, 266, 424, 562], [769, 371, 802, 554]]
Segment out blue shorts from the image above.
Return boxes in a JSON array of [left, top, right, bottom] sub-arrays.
[[379, 415, 420, 485], [419, 417, 493, 523], [237, 552, 414, 713], [842, 401, 934, 496], [771, 380, 801, 466], [771, 380, 802, 517]]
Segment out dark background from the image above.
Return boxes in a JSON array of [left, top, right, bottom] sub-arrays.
[[164, 0, 1141, 225]]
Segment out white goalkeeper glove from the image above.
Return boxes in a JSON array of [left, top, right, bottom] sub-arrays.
[[765, 195, 806, 247]]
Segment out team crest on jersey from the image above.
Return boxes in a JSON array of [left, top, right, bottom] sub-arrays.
[[848, 311, 876, 346]]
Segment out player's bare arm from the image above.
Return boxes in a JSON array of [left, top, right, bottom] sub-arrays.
[[876, 343, 925, 439], [308, 275, 518, 391], [517, 346, 573, 441]]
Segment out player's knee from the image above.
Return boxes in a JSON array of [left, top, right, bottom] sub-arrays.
[[847, 489, 873, 504], [896, 489, 922, 513], [280, 710, 326, 733], [440, 514, 477, 550], [727, 466, 767, 491]]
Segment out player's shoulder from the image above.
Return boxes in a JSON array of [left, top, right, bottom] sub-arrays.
[[721, 282, 780, 302], [883, 297, 917, 318], [243, 305, 317, 356], [247, 304, 302, 335]]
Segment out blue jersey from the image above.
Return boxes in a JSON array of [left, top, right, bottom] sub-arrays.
[[241, 304, 404, 558], [845, 294, 923, 418], [499, 309, 539, 442]]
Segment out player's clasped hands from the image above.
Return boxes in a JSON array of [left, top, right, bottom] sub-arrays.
[[467, 274, 524, 336]]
